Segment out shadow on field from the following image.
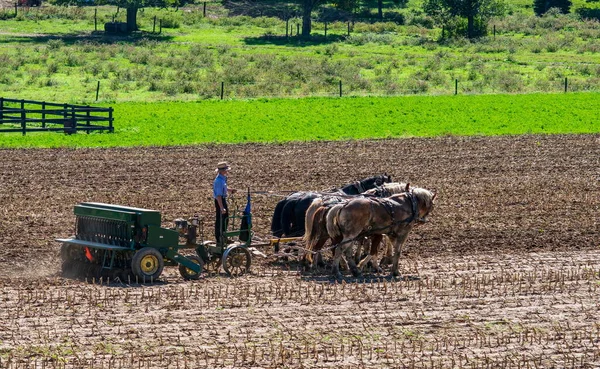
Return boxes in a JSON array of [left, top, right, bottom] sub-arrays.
[[300, 273, 421, 284], [244, 34, 346, 47], [0, 31, 174, 45], [267, 256, 421, 284]]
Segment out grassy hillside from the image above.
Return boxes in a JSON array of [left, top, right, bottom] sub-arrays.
[[1, 93, 598, 148], [1, 4, 600, 103]]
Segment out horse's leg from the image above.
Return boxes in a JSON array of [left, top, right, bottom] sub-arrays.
[[390, 232, 410, 278], [369, 234, 384, 273], [344, 242, 361, 277], [357, 254, 371, 272], [331, 236, 345, 279], [305, 252, 313, 269], [310, 236, 328, 272], [380, 235, 393, 266], [354, 238, 364, 264]]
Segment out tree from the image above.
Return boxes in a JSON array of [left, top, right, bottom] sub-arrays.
[[424, 0, 505, 38], [359, 0, 407, 20], [533, 0, 571, 16], [223, 0, 332, 38], [52, 0, 181, 32], [301, 0, 324, 36]]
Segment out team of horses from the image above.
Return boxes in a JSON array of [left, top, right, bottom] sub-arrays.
[[270, 176, 437, 278]]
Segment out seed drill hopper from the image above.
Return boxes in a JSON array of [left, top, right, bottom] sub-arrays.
[[57, 201, 254, 281]]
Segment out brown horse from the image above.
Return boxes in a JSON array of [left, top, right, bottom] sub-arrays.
[[325, 188, 436, 278], [303, 182, 409, 271]]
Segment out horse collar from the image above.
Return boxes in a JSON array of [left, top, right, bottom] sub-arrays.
[[404, 192, 419, 224]]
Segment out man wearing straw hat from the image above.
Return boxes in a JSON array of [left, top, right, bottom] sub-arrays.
[[214, 161, 237, 243]]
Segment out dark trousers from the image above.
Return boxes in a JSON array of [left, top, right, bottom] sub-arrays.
[[215, 199, 229, 243]]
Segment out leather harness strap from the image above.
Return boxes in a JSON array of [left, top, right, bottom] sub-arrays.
[[354, 181, 365, 193], [365, 193, 419, 237]]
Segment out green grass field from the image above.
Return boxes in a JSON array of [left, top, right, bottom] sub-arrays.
[[2, 4, 600, 103], [1, 4, 600, 148], [1, 93, 598, 148]]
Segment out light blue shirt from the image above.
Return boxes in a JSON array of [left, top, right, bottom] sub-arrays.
[[213, 173, 228, 199]]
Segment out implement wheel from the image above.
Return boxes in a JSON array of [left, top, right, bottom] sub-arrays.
[[222, 245, 251, 277], [179, 255, 204, 280], [132, 247, 164, 282], [204, 256, 221, 275]]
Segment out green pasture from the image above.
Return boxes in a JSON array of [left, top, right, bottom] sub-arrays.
[[1, 93, 598, 148], [2, 4, 600, 102]]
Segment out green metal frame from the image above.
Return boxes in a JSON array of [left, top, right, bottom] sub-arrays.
[[58, 200, 254, 277]]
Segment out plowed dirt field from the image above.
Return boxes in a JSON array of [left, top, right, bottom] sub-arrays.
[[0, 134, 599, 368]]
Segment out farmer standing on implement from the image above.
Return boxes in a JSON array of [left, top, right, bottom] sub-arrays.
[[214, 161, 237, 244]]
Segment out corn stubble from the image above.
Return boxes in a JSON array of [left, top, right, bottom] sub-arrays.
[[0, 135, 598, 368]]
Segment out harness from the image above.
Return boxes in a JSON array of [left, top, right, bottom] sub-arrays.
[[365, 192, 419, 237], [363, 185, 391, 198], [354, 181, 365, 193], [327, 191, 423, 248]]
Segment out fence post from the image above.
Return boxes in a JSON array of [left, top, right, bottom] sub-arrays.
[[286, 18, 289, 38], [14, 2, 17, 17], [109, 107, 114, 132], [324, 22, 327, 38], [21, 99, 26, 136], [94, 8, 97, 31], [203, 2, 206, 17], [153, 16, 156, 33], [41, 101, 46, 129], [86, 106, 91, 134], [347, 21, 350, 36], [220, 82, 224, 100], [96, 81, 100, 101], [71, 106, 77, 134], [339, 80, 342, 97], [0, 97, 3, 121], [564, 77, 568, 93], [455, 79, 458, 95]]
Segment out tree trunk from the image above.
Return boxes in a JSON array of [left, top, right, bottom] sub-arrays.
[[126, 7, 138, 32], [378, 0, 383, 19], [302, 0, 312, 38], [467, 14, 474, 38]]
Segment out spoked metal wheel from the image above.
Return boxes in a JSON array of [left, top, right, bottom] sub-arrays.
[[204, 256, 221, 275], [222, 246, 251, 277]]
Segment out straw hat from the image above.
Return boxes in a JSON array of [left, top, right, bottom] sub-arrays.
[[216, 161, 231, 172]]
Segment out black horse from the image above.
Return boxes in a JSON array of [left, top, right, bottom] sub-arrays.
[[271, 174, 392, 238]]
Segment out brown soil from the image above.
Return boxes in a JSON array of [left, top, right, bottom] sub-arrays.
[[0, 134, 599, 368]]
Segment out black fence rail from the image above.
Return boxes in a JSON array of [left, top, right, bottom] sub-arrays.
[[0, 98, 114, 135]]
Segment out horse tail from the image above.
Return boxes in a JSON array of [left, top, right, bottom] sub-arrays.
[[304, 206, 325, 250], [326, 204, 344, 240], [313, 207, 330, 247], [304, 198, 323, 244], [281, 198, 297, 236], [271, 199, 286, 237]]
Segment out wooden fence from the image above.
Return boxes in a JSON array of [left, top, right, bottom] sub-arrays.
[[0, 98, 114, 135]]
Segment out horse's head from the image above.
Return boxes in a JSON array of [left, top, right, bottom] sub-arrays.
[[375, 173, 393, 186], [412, 188, 436, 223]]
